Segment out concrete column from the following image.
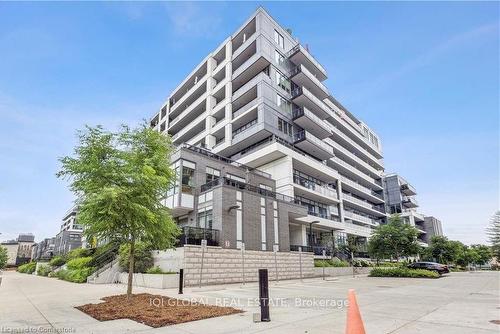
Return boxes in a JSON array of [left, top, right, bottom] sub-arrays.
[[301, 225, 307, 246], [337, 179, 345, 223]]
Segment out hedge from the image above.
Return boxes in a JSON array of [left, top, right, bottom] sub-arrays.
[[369, 267, 440, 278], [66, 256, 93, 270], [49, 256, 66, 267], [17, 262, 37, 274], [314, 259, 350, 267]]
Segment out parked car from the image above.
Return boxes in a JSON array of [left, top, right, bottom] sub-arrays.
[[408, 262, 449, 275]]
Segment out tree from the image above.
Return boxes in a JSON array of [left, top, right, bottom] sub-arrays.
[[426, 236, 463, 264], [486, 211, 500, 259], [57, 124, 179, 299], [368, 214, 420, 261], [470, 244, 492, 265], [0, 246, 8, 269]]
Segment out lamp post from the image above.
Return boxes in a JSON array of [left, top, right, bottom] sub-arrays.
[[309, 221, 320, 251]]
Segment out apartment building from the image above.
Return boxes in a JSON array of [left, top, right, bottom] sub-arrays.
[[151, 7, 386, 254], [422, 216, 444, 244], [54, 206, 84, 256], [383, 173, 428, 246]]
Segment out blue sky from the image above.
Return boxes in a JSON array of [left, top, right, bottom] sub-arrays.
[[0, 1, 498, 245]]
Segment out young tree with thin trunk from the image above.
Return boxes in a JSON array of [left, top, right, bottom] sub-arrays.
[[57, 124, 179, 299]]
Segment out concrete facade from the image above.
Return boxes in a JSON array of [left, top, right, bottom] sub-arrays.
[[422, 216, 444, 243], [151, 7, 387, 255]]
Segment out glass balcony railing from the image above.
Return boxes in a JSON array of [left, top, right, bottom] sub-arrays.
[[293, 174, 338, 199]]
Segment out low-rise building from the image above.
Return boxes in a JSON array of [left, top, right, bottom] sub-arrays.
[[1, 233, 35, 265]]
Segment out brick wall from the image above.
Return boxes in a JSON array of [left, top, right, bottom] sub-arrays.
[[183, 245, 314, 286]]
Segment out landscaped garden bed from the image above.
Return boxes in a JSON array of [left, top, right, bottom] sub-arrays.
[[369, 267, 440, 278], [76, 293, 243, 327]]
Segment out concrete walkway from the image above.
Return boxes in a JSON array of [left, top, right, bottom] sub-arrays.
[[0, 270, 498, 333]]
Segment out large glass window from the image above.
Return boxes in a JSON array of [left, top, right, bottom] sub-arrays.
[[275, 50, 285, 66], [205, 166, 220, 183], [277, 94, 291, 114], [181, 166, 195, 193], [197, 208, 213, 229], [275, 70, 291, 93]]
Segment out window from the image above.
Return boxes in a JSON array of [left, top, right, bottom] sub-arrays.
[[277, 94, 291, 114], [275, 50, 285, 66], [275, 70, 291, 93], [197, 207, 213, 229], [206, 167, 220, 183], [181, 161, 195, 194], [274, 30, 284, 49], [278, 118, 293, 136]]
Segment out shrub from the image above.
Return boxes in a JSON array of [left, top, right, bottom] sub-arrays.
[[314, 259, 350, 267], [37, 264, 51, 277], [65, 248, 92, 261], [55, 267, 94, 283], [66, 256, 93, 270], [119, 242, 154, 273], [369, 267, 440, 278], [17, 262, 37, 274], [0, 246, 8, 269], [145, 266, 176, 274], [352, 259, 371, 267], [49, 256, 66, 267]]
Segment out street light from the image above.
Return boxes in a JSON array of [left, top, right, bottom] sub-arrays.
[[309, 221, 320, 251]]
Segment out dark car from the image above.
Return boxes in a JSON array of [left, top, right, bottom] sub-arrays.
[[408, 262, 449, 275]]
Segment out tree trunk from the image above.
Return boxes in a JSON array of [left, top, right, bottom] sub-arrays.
[[127, 239, 135, 300]]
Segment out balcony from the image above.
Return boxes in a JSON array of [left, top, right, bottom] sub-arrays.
[[286, 44, 327, 81], [401, 183, 417, 196], [291, 86, 332, 120], [293, 174, 338, 204], [340, 175, 384, 204], [342, 193, 386, 217], [293, 130, 334, 161], [329, 157, 383, 190], [176, 226, 220, 247], [403, 196, 419, 208], [289, 64, 329, 100], [292, 106, 333, 139], [344, 211, 380, 227], [327, 139, 382, 178]]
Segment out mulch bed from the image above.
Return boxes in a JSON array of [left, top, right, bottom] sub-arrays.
[[76, 293, 243, 328]]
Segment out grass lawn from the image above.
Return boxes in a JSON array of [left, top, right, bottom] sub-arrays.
[[76, 293, 243, 328]]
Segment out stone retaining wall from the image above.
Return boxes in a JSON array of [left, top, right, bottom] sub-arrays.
[[183, 245, 314, 286], [312, 266, 372, 277]]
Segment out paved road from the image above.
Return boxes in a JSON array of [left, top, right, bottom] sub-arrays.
[[0, 270, 498, 333]]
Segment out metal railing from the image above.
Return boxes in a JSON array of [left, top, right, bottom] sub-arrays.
[[200, 177, 299, 204], [176, 226, 220, 247], [293, 174, 337, 199], [179, 143, 271, 178]]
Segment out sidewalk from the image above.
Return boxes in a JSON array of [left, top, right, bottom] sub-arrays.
[[0, 271, 498, 333]]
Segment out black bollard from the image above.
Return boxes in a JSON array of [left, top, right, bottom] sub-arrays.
[[178, 269, 184, 294], [258, 269, 270, 322]]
